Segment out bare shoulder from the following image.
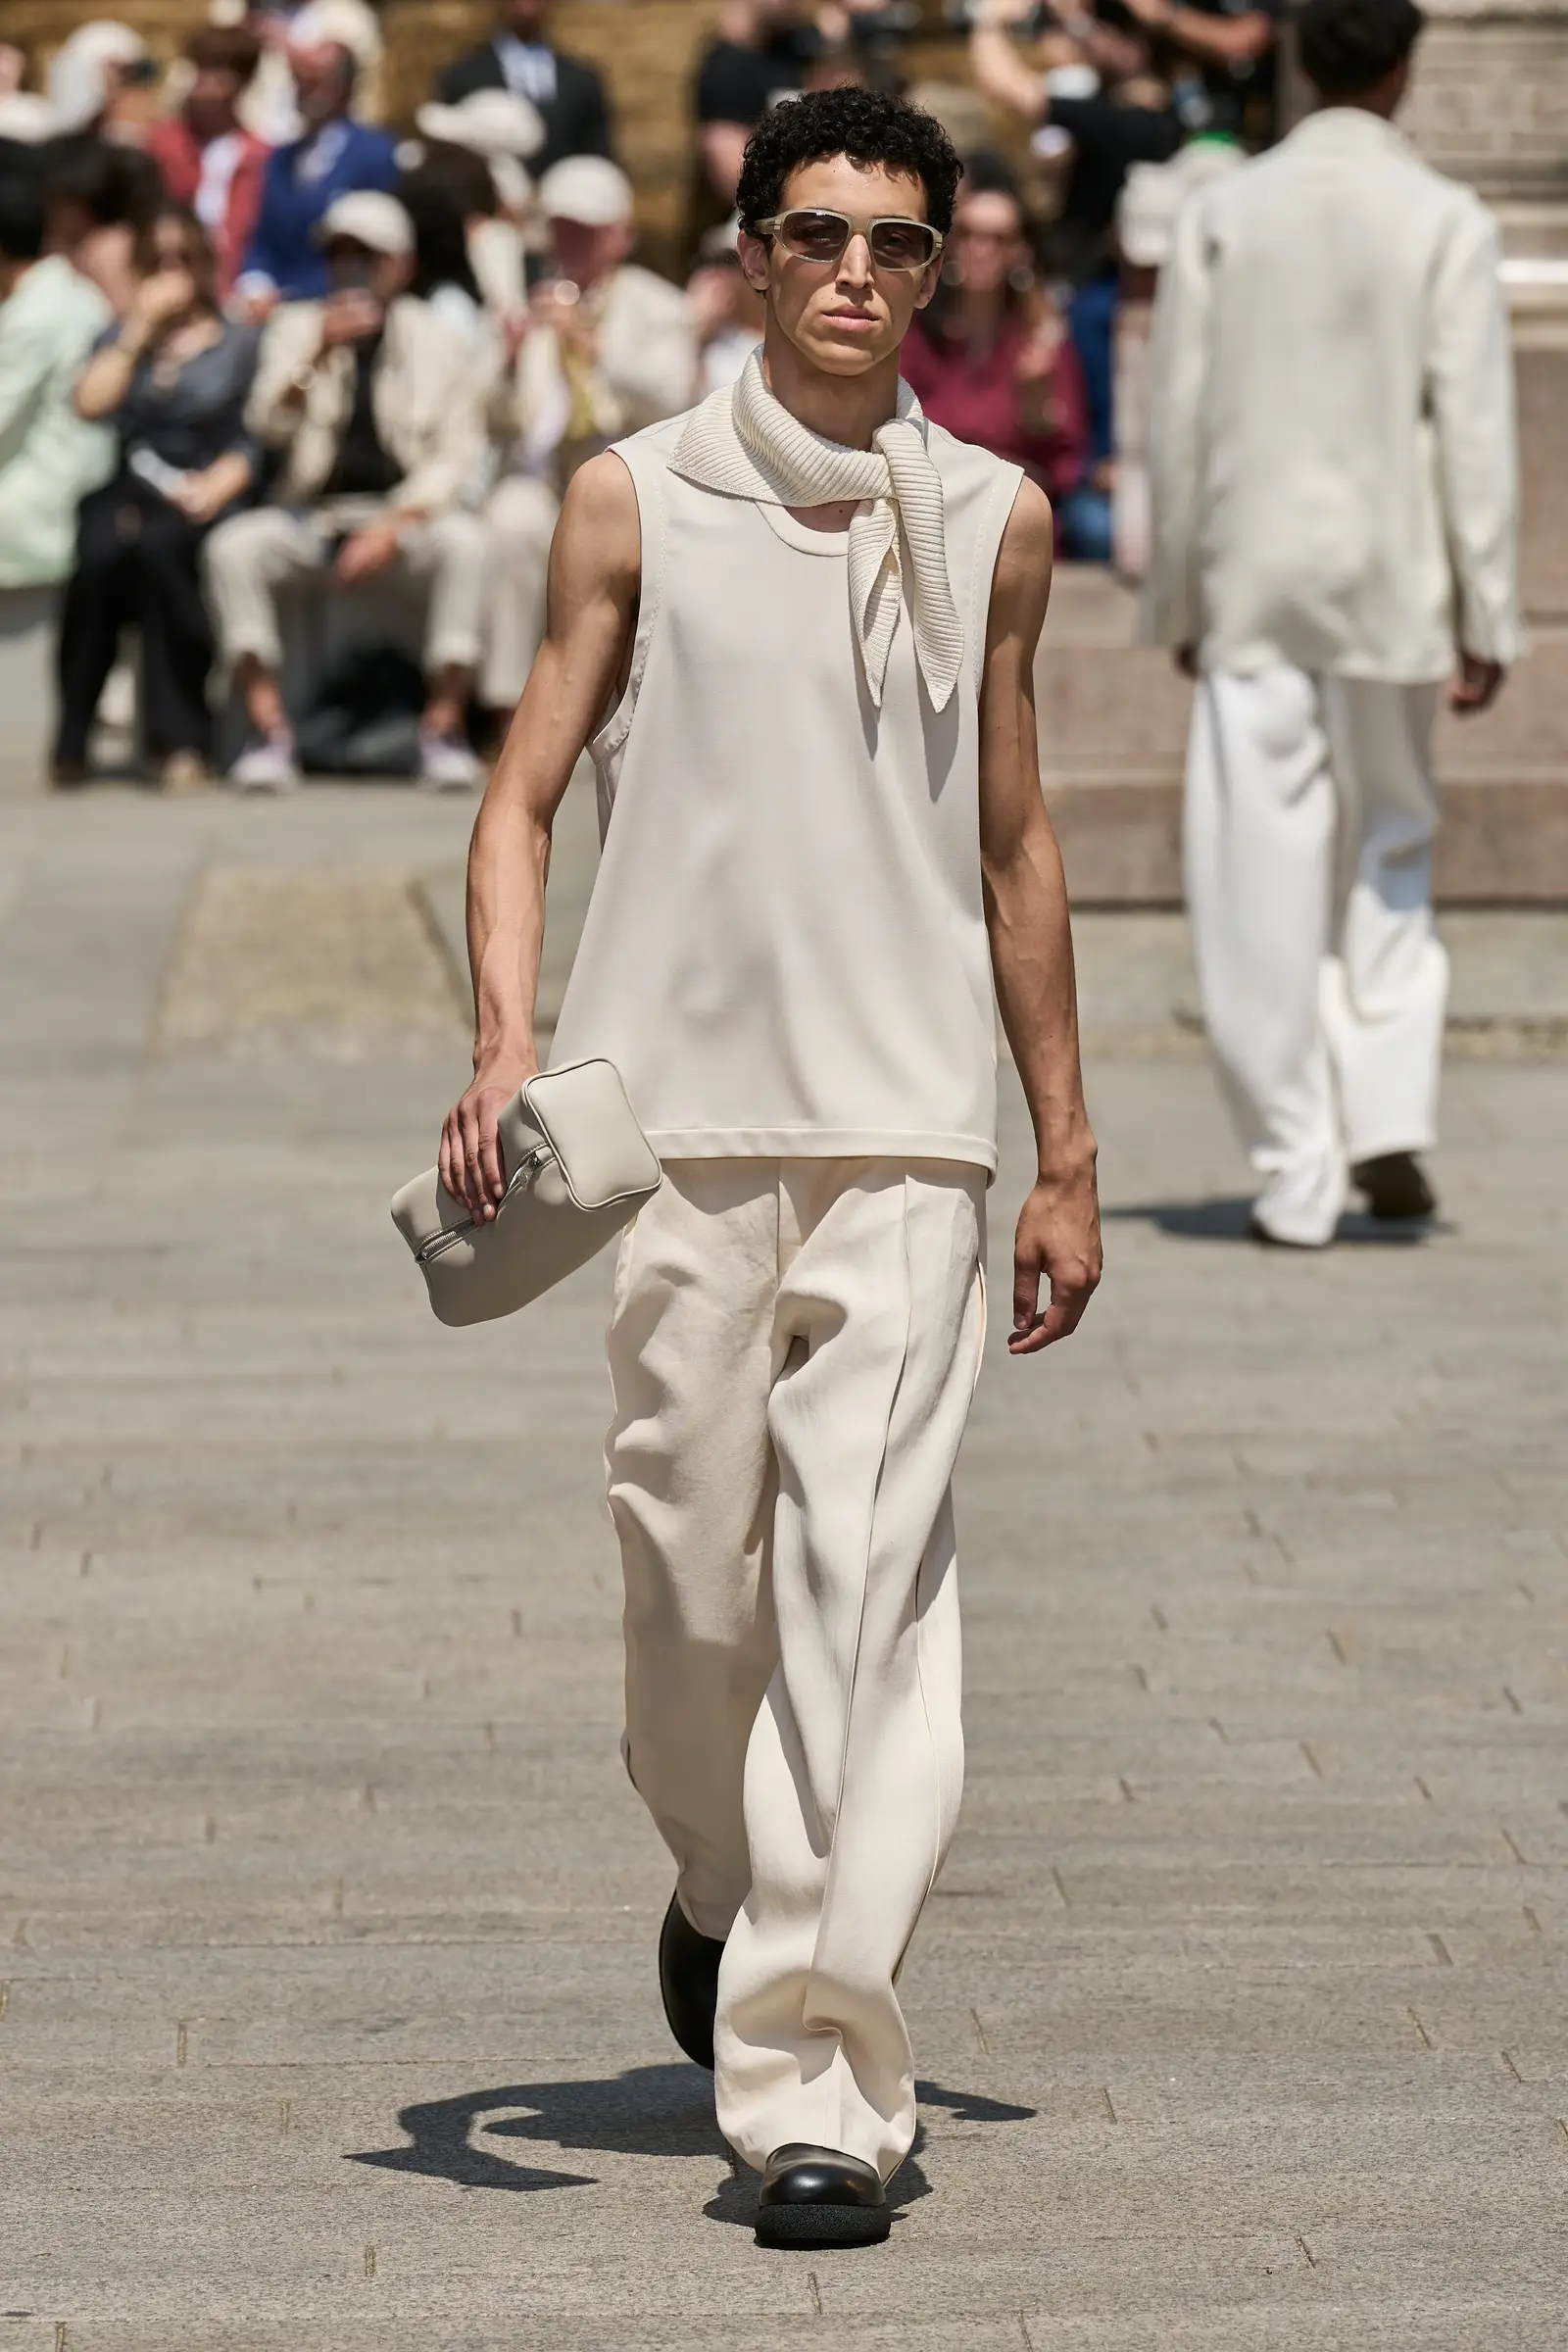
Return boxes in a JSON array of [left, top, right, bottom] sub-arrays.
[[988, 474, 1055, 646], [554, 451, 642, 596]]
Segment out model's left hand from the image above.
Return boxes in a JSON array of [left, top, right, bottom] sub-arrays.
[[1009, 1156, 1102, 1355], [335, 522, 401, 585], [1449, 651, 1504, 715]]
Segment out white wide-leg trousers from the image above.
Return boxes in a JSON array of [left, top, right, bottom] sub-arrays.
[[1185, 665, 1448, 1247], [606, 1157, 987, 2180]]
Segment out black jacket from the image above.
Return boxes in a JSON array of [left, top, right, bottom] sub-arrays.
[[437, 40, 614, 175]]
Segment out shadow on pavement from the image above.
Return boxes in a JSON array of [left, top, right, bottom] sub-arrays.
[[346, 2069, 1035, 2214], [1103, 1196, 1444, 1245]]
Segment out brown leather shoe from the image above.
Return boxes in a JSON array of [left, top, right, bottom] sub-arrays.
[[756, 2143, 891, 2247]]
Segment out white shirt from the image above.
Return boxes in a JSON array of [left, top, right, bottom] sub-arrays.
[[1140, 109, 1523, 682], [548, 409, 1023, 1171], [493, 34, 557, 106]]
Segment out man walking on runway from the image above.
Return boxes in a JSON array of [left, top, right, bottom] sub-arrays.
[[1141, 0, 1522, 1247], [440, 87, 1100, 2244]]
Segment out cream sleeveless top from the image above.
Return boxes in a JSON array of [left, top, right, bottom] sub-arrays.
[[547, 404, 1024, 1174]]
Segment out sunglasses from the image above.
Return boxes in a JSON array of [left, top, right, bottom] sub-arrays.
[[752, 209, 944, 272]]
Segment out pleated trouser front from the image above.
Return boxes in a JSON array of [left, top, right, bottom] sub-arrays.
[[605, 1156, 987, 2180]]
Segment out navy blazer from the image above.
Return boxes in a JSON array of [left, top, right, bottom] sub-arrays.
[[242, 120, 399, 301]]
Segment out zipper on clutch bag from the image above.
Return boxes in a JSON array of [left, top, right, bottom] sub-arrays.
[[416, 1142, 552, 1266]]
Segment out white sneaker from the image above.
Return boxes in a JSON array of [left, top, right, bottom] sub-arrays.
[[228, 732, 301, 793], [417, 726, 482, 792]]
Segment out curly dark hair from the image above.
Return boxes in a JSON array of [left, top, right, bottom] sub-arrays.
[[736, 88, 961, 241], [1298, 0, 1424, 94]]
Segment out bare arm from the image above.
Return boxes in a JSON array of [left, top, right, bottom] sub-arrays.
[[439, 452, 641, 1219], [968, 19, 1049, 121], [980, 477, 1102, 1354]]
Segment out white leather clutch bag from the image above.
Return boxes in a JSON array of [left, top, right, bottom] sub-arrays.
[[390, 1058, 661, 1327]]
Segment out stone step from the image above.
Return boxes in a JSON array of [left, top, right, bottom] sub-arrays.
[[1038, 570, 1568, 905]]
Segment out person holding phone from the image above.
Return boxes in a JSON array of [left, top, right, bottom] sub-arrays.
[[205, 189, 490, 790], [57, 203, 260, 789]]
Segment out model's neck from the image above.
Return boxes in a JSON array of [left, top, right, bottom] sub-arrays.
[[760, 325, 902, 452]]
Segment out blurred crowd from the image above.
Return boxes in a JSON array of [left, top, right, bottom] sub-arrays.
[[0, 0, 1283, 790]]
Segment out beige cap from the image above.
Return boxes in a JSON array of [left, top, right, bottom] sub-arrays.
[[318, 189, 415, 256], [416, 86, 545, 162], [538, 155, 634, 229]]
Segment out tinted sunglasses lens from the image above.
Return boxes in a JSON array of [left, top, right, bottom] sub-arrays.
[[779, 211, 850, 263], [869, 220, 938, 270]]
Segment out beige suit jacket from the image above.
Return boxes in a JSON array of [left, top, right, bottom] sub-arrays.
[[247, 294, 491, 518], [1140, 109, 1523, 681], [504, 263, 697, 477]]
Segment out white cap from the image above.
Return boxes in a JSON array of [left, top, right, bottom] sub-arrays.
[[538, 155, 634, 229], [0, 91, 58, 144], [47, 21, 149, 133], [287, 0, 383, 70], [416, 87, 545, 162], [318, 189, 415, 257]]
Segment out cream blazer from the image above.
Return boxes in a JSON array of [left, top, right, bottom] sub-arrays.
[[246, 294, 492, 517], [502, 264, 697, 477], [1140, 109, 1523, 681]]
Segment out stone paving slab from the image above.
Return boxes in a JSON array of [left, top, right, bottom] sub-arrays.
[[2, 786, 1566, 2346]]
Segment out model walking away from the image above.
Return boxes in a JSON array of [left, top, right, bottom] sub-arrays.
[[1141, 0, 1523, 1248], [440, 87, 1101, 2246]]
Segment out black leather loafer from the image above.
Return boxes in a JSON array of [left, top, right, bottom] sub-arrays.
[[658, 1891, 723, 2070], [755, 2143, 891, 2248], [1352, 1151, 1437, 1221]]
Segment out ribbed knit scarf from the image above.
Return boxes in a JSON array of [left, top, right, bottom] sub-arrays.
[[671, 349, 962, 711]]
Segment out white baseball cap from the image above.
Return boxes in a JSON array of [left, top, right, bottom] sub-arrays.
[[415, 87, 545, 162], [538, 156, 634, 229], [318, 189, 415, 256]]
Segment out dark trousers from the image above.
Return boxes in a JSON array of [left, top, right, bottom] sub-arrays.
[[55, 480, 219, 765]]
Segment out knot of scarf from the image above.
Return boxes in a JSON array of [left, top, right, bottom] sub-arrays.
[[671, 350, 963, 711]]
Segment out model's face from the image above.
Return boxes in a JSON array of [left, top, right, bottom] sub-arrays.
[[739, 155, 939, 379], [949, 188, 1026, 297]]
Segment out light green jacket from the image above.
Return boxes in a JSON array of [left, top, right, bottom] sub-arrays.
[[0, 257, 115, 589]]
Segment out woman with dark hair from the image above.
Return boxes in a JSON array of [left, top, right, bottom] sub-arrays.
[[899, 161, 1093, 549], [42, 130, 163, 316], [55, 205, 260, 789]]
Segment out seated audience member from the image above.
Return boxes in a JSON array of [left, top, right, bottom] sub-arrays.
[[57, 205, 259, 790], [47, 21, 161, 143], [695, 0, 825, 214], [480, 158, 695, 714], [400, 165, 499, 358], [238, 35, 397, 310], [206, 190, 489, 791], [410, 87, 545, 322], [438, 0, 613, 175], [686, 222, 764, 397], [145, 26, 270, 303], [901, 162, 1093, 548], [240, 0, 386, 146], [969, 0, 1180, 526], [42, 131, 163, 315], [1115, 0, 1280, 143], [0, 168, 115, 604]]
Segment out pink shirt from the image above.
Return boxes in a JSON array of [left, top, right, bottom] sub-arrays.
[[901, 314, 1089, 532]]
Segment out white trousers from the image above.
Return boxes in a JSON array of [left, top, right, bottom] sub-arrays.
[[480, 475, 558, 709], [203, 504, 488, 675], [606, 1158, 987, 2180], [1185, 665, 1448, 1247]]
